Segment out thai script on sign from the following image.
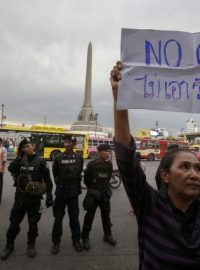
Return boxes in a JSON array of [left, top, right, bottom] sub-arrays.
[[118, 28, 200, 113], [133, 74, 200, 100]]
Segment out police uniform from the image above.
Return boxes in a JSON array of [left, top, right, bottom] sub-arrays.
[[81, 144, 116, 250], [1, 138, 53, 260], [51, 135, 83, 253]]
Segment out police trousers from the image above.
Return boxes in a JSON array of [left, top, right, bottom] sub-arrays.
[[52, 195, 81, 244], [81, 197, 112, 238], [6, 197, 41, 245]]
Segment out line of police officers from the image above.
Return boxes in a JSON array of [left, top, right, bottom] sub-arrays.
[[1, 135, 116, 260]]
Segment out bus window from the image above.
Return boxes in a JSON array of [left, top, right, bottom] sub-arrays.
[[141, 141, 147, 149], [135, 140, 141, 149], [155, 142, 159, 148], [88, 140, 93, 147], [76, 136, 84, 148], [46, 134, 60, 146], [110, 141, 114, 147], [93, 140, 98, 146], [147, 141, 152, 148]]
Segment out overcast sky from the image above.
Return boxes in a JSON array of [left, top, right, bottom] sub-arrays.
[[1, 0, 200, 134]]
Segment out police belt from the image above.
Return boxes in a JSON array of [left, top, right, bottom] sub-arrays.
[[92, 178, 110, 189], [87, 188, 112, 200], [58, 178, 80, 185], [87, 188, 102, 200]]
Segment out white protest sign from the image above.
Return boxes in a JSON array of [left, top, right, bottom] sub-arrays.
[[118, 28, 200, 113]]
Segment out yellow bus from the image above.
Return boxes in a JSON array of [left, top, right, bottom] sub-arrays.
[[0, 125, 89, 159]]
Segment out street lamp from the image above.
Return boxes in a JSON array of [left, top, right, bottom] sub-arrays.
[[1, 104, 4, 127], [155, 120, 159, 129], [44, 116, 47, 125], [94, 113, 99, 137]]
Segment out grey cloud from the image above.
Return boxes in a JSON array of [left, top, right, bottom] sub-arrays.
[[1, 0, 200, 133]]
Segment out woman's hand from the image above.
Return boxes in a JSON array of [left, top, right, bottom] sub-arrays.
[[110, 61, 122, 103], [110, 61, 131, 146]]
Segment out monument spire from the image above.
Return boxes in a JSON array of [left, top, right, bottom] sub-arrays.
[[71, 41, 102, 135], [83, 41, 92, 107]]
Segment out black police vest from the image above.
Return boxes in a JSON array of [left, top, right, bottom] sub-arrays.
[[90, 159, 112, 189], [19, 154, 44, 182], [17, 154, 43, 186], [56, 153, 83, 185], [16, 154, 46, 197]]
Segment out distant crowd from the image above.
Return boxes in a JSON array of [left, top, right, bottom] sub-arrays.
[[1, 137, 16, 154]]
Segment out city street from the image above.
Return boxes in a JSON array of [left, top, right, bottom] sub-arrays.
[[0, 160, 159, 270]]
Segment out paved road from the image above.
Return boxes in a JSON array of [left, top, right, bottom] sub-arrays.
[[0, 160, 159, 270]]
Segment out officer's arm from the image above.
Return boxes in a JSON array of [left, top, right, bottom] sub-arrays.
[[81, 156, 84, 171], [41, 159, 53, 207], [110, 162, 113, 172], [80, 156, 84, 181], [41, 159, 53, 193], [110, 162, 114, 178], [8, 156, 22, 177], [84, 162, 94, 188], [52, 156, 59, 183]]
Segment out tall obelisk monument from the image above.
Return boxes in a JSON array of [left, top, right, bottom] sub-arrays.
[[80, 41, 93, 121], [71, 42, 102, 133]]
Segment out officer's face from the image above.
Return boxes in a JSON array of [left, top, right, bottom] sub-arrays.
[[64, 140, 76, 152], [98, 150, 111, 161], [23, 143, 35, 155]]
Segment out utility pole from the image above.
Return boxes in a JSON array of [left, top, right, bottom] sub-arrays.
[[94, 113, 99, 137], [1, 104, 4, 127]]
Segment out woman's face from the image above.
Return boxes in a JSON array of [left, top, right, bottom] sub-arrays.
[[162, 151, 200, 199]]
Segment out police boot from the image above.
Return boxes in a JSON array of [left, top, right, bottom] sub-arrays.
[[73, 240, 82, 252], [1, 244, 14, 260], [103, 234, 117, 246], [82, 237, 91, 250], [27, 244, 36, 258], [51, 243, 60, 255]]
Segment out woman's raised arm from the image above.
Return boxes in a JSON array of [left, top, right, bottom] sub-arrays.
[[110, 61, 131, 147]]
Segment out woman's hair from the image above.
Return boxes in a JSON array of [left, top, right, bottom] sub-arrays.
[[159, 149, 197, 173]]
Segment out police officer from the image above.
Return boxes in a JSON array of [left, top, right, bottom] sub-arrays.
[[1, 138, 53, 260], [51, 134, 83, 254], [81, 144, 116, 250]]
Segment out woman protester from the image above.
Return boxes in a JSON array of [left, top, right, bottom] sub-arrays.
[[110, 61, 200, 270]]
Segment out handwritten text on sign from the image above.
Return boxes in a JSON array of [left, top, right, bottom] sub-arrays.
[[118, 29, 200, 113]]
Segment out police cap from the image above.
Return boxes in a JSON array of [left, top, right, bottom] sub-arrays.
[[18, 138, 33, 149], [97, 144, 111, 151], [63, 134, 77, 143]]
